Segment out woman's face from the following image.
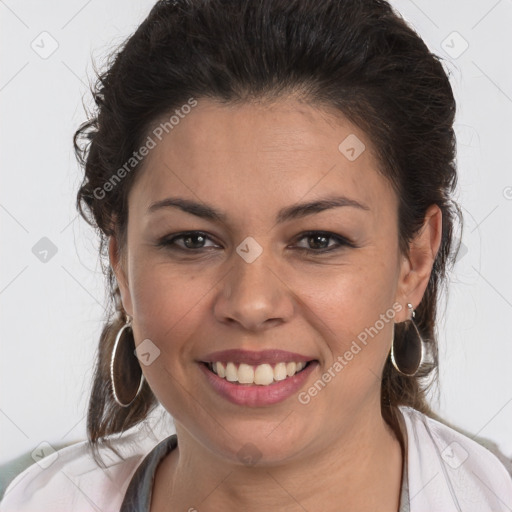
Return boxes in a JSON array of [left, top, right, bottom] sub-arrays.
[[111, 97, 438, 465]]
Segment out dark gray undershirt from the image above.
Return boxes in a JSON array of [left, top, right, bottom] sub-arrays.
[[120, 432, 409, 511]]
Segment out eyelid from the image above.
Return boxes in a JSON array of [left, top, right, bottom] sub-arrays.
[[291, 230, 357, 249], [158, 230, 357, 253], [161, 231, 220, 249]]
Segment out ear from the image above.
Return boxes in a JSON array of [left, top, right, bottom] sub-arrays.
[[108, 235, 134, 318], [394, 204, 443, 321]]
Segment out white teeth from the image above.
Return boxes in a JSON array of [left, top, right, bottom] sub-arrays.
[[208, 360, 309, 385], [215, 361, 226, 378], [286, 362, 297, 377], [274, 362, 288, 381], [225, 362, 238, 382], [238, 363, 255, 384], [254, 364, 274, 385]]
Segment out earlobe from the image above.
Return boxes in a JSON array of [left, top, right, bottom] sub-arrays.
[[395, 204, 443, 321]]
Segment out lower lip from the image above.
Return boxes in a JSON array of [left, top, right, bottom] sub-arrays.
[[198, 361, 319, 407]]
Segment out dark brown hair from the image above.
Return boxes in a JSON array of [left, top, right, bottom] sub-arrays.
[[74, 0, 462, 463]]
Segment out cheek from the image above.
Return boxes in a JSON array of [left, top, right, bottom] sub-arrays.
[[126, 243, 399, 404], [129, 248, 398, 352], [130, 261, 207, 343], [295, 271, 398, 411], [127, 260, 211, 419], [291, 259, 398, 366]]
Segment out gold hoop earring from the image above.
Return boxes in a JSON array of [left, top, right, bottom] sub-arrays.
[[110, 314, 145, 407], [390, 303, 423, 377]]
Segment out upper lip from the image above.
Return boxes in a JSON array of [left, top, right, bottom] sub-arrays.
[[200, 349, 317, 365]]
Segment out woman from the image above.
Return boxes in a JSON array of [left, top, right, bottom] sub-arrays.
[[2, 0, 511, 510]]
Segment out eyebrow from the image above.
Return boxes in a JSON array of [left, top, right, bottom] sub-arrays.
[[147, 195, 370, 224]]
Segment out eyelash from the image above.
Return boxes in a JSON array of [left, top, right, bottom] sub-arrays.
[[157, 230, 357, 254]]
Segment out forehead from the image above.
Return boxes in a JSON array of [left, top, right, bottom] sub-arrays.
[[129, 98, 396, 225]]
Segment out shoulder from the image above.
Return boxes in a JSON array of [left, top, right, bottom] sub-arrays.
[[0, 427, 164, 512], [398, 405, 512, 511]]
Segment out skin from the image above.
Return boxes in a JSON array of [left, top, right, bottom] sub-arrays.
[[109, 96, 442, 511]]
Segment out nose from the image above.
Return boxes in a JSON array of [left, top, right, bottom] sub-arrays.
[[213, 247, 295, 332]]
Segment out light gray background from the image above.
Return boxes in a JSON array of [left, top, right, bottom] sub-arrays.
[[1, 0, 511, 471]]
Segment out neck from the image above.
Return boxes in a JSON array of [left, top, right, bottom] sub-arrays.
[[152, 404, 404, 512]]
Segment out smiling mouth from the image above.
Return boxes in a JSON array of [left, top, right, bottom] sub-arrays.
[[202, 360, 316, 386]]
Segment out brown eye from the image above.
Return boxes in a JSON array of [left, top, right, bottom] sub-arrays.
[[158, 231, 219, 251], [294, 231, 356, 253]]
